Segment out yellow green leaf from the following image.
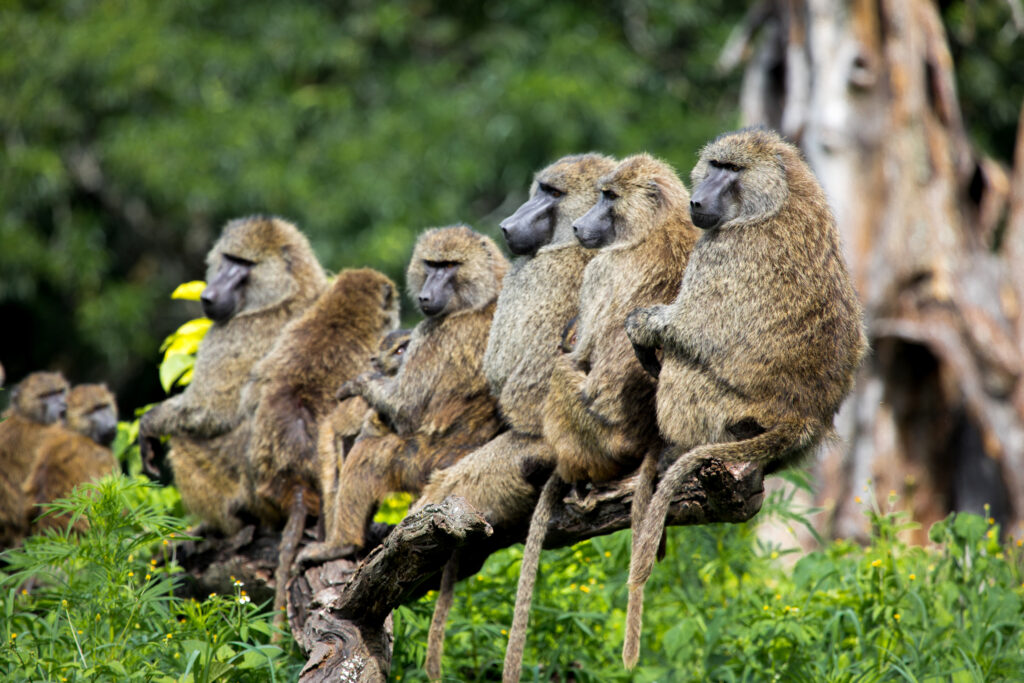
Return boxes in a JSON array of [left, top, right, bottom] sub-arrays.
[[171, 280, 207, 301]]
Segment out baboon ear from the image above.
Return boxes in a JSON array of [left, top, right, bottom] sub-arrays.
[[280, 244, 294, 273], [646, 179, 664, 206], [382, 282, 395, 307]]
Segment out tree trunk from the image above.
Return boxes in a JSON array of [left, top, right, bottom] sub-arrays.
[[732, 0, 1024, 542]]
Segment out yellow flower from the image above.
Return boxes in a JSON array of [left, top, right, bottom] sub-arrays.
[[61, 599, 68, 607], [212, 634, 218, 641], [580, 585, 591, 593], [165, 633, 172, 640], [763, 605, 769, 611], [501, 629, 508, 636], [604, 551, 611, 558], [893, 613, 901, 621], [988, 517, 996, 525], [77, 630, 82, 635], [770, 551, 779, 560], [163, 539, 169, 546], [208, 593, 216, 599], [10, 633, 16, 639], [774, 594, 781, 601], [908, 574, 916, 581], [20, 589, 27, 595], [871, 559, 882, 568], [1017, 539, 1023, 547], [855, 496, 863, 504], [128, 572, 134, 577], [145, 574, 152, 580]]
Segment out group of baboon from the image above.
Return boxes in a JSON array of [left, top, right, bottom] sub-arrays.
[[0, 368, 119, 546], [1, 127, 867, 677]]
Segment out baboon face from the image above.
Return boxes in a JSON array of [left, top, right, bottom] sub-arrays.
[[13, 372, 69, 424], [68, 386, 119, 447], [571, 188, 618, 249], [500, 182, 562, 255], [689, 161, 742, 230], [417, 261, 460, 316], [38, 388, 67, 424], [372, 329, 412, 376], [201, 254, 253, 322], [691, 129, 789, 230]]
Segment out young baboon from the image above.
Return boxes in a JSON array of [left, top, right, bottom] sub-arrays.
[[24, 384, 120, 535], [504, 154, 699, 682], [241, 267, 399, 618], [621, 128, 867, 667], [0, 371, 69, 547], [415, 154, 616, 679], [315, 327, 412, 553], [139, 215, 328, 534], [299, 225, 508, 562]]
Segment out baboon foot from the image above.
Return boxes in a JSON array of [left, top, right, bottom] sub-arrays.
[[295, 541, 358, 569]]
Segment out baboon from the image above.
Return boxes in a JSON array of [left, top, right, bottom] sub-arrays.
[[419, 153, 616, 525], [315, 328, 412, 552], [505, 154, 699, 682], [0, 371, 69, 547], [417, 154, 616, 680], [24, 384, 120, 535], [139, 215, 327, 534], [65, 383, 119, 447], [299, 225, 508, 563], [622, 128, 867, 667]]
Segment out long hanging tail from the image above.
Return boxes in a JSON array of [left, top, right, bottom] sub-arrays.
[[425, 553, 459, 680], [502, 474, 562, 683], [622, 422, 809, 668], [621, 452, 659, 667], [273, 489, 307, 636]]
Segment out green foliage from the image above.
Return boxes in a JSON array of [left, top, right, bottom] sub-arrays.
[[393, 483, 1024, 681], [0, 0, 746, 410], [0, 476, 302, 681]]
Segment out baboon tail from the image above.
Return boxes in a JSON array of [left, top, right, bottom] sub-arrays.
[[623, 421, 810, 668], [425, 553, 459, 680], [502, 474, 562, 683]]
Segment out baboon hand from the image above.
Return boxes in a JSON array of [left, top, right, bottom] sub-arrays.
[[625, 308, 662, 378]]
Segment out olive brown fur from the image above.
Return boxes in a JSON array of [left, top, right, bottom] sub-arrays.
[[622, 128, 867, 667]]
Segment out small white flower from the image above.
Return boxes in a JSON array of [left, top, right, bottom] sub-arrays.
[[238, 595, 251, 605]]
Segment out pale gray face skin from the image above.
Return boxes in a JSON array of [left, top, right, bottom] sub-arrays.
[[499, 182, 562, 255], [417, 261, 459, 316], [689, 161, 742, 230], [201, 255, 253, 322], [572, 189, 617, 249], [40, 390, 67, 424], [84, 404, 118, 446]]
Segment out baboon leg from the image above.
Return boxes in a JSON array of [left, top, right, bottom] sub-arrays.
[[169, 440, 245, 536]]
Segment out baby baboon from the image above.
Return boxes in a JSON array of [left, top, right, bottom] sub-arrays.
[[315, 328, 412, 549], [139, 215, 327, 534], [0, 371, 69, 547], [504, 154, 699, 682], [24, 384, 120, 535], [622, 128, 867, 667], [417, 153, 616, 680], [300, 225, 508, 562]]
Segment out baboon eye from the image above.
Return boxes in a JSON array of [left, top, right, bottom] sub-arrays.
[[601, 189, 618, 201], [710, 160, 743, 173], [539, 183, 564, 199]]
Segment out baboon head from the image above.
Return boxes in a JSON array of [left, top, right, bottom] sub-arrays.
[[201, 215, 326, 323], [690, 128, 790, 231], [500, 153, 617, 255], [407, 225, 507, 317], [11, 371, 69, 425], [372, 328, 413, 376], [572, 153, 690, 249], [67, 384, 119, 447]]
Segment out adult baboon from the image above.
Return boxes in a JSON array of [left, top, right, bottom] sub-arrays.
[[139, 215, 327, 534], [24, 384, 120, 535], [622, 128, 867, 667], [505, 154, 699, 682], [0, 371, 69, 547], [299, 225, 507, 562], [417, 153, 616, 680]]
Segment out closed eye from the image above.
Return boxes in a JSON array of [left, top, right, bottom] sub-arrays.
[[710, 160, 743, 173], [601, 189, 618, 201], [539, 182, 564, 199]]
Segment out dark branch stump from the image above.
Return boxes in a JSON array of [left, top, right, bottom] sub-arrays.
[[288, 458, 765, 682]]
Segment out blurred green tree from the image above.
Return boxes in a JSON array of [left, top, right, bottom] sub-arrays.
[[0, 0, 744, 410]]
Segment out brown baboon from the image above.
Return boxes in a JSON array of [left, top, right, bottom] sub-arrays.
[[0, 371, 69, 547], [299, 225, 508, 562], [416, 154, 616, 680], [139, 215, 327, 534], [24, 384, 120, 534], [314, 328, 412, 552], [622, 129, 867, 667], [504, 154, 699, 682]]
